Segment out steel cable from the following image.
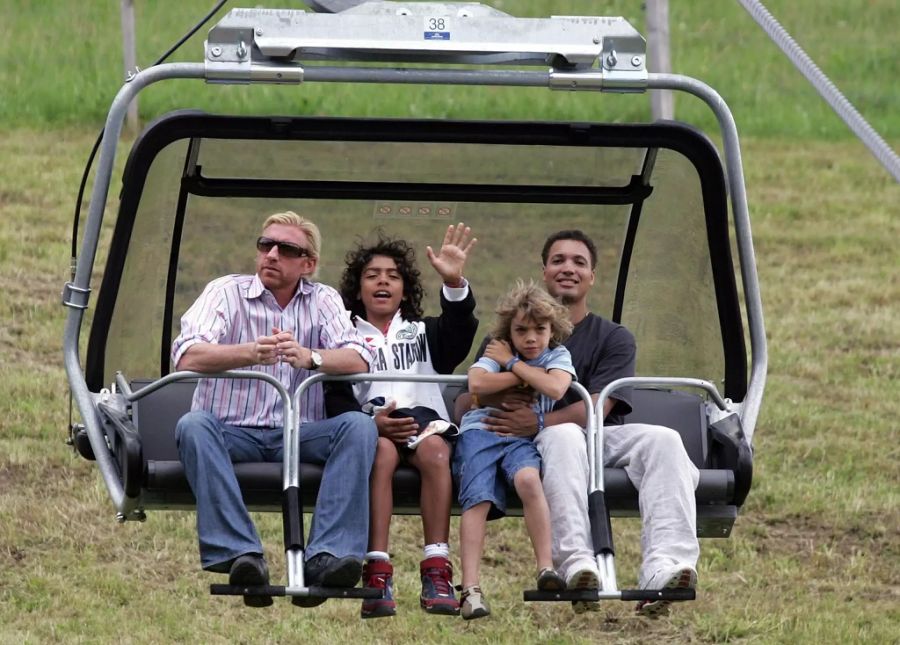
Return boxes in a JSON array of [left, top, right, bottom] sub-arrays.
[[737, 0, 899, 182]]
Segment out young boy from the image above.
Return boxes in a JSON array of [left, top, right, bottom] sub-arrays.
[[453, 281, 574, 620], [325, 224, 477, 618]]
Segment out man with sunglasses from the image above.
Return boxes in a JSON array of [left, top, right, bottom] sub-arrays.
[[172, 211, 378, 607]]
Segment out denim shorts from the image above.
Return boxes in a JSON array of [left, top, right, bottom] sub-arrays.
[[451, 428, 542, 519]]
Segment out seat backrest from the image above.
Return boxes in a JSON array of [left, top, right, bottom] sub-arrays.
[[622, 388, 708, 467], [131, 381, 708, 467], [442, 383, 465, 421], [132, 379, 464, 462], [131, 379, 197, 461]]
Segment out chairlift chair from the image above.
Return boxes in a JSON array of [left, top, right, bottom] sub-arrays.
[[65, 2, 766, 609]]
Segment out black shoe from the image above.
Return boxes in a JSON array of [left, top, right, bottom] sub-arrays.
[[229, 554, 273, 608], [292, 553, 362, 608], [292, 594, 328, 608], [306, 553, 363, 588]]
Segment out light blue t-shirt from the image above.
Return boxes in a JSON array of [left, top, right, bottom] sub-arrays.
[[459, 345, 576, 433]]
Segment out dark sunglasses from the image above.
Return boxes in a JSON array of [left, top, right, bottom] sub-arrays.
[[256, 236, 311, 259]]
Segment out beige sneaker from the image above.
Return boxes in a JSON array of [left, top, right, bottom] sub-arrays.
[[459, 585, 490, 620], [636, 564, 697, 618], [567, 563, 601, 614]]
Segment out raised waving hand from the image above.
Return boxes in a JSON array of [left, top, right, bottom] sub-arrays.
[[426, 222, 477, 286]]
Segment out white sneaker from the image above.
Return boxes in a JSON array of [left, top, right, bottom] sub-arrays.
[[636, 563, 697, 618], [566, 562, 601, 614]]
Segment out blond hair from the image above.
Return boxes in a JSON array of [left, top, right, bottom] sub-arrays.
[[262, 211, 321, 278], [490, 280, 573, 349]]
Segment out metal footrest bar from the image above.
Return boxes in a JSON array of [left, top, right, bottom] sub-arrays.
[[524, 588, 695, 602], [523, 589, 603, 602], [621, 588, 695, 602], [210, 584, 381, 600]]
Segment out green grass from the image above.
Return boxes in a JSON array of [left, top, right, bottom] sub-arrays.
[[1, 130, 897, 643], [1, 1, 899, 643], [0, 0, 897, 139]]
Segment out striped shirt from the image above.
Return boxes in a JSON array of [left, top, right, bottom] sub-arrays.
[[172, 274, 374, 428]]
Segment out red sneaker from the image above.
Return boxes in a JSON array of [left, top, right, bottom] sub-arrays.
[[419, 556, 460, 615], [360, 559, 396, 619]]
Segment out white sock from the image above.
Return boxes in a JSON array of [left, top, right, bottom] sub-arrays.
[[366, 550, 390, 562], [423, 543, 450, 560]]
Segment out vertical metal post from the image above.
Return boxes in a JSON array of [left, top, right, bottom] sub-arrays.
[[120, 0, 140, 133], [646, 0, 674, 120]]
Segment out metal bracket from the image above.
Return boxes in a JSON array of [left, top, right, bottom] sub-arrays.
[[116, 509, 147, 523], [62, 282, 91, 310], [548, 34, 648, 93], [548, 70, 604, 91], [205, 60, 304, 84], [204, 4, 646, 78], [205, 17, 304, 84], [548, 67, 647, 93], [707, 398, 739, 424], [600, 36, 648, 91]]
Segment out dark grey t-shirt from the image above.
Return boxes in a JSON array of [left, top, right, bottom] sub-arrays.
[[557, 312, 636, 425]]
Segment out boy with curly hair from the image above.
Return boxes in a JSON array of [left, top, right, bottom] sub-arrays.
[[326, 223, 478, 618], [453, 280, 574, 619]]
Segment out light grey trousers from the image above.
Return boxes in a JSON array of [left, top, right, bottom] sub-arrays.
[[534, 422, 700, 587]]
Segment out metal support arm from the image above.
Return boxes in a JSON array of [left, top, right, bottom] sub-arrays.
[[646, 74, 768, 443]]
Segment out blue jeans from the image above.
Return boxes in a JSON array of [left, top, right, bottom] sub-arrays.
[[176, 410, 377, 571], [452, 428, 542, 519]]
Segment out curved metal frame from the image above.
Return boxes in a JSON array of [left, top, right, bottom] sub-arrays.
[[590, 376, 732, 593], [109, 369, 293, 518]]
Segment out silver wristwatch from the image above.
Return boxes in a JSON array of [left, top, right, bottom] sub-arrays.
[[309, 350, 323, 370]]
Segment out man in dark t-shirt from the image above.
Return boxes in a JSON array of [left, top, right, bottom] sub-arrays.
[[455, 230, 699, 617], [554, 313, 635, 424]]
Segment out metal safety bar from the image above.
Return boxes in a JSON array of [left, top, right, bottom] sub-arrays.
[[114, 369, 294, 494], [115, 370, 291, 416], [585, 375, 729, 595], [524, 375, 729, 601], [593, 376, 730, 492], [285, 372, 594, 594], [116, 369, 294, 494], [122, 371, 373, 604]]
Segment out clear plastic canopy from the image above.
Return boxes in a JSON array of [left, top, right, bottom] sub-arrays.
[[89, 114, 744, 400]]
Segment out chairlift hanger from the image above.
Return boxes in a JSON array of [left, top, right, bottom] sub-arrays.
[[64, 0, 765, 612], [204, 3, 648, 90]]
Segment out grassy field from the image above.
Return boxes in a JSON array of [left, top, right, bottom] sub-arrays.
[[2, 130, 897, 645], [1, 1, 899, 643], [0, 0, 897, 139]]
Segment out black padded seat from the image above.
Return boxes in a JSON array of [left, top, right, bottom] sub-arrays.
[[623, 388, 709, 467], [125, 379, 738, 537]]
